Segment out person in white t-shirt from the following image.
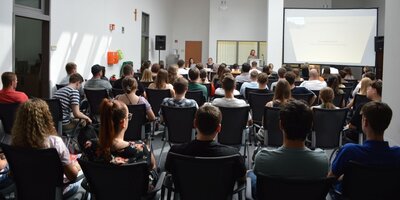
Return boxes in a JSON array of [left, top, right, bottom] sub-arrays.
[[299, 69, 327, 91]]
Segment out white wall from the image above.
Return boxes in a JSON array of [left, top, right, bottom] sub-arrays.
[[171, 0, 210, 64], [0, 0, 13, 88], [285, 0, 332, 8], [208, 0, 268, 63], [266, 0, 284, 68], [50, 0, 173, 91], [382, 0, 400, 146]]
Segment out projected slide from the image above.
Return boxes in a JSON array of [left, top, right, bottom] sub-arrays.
[[284, 9, 377, 66]]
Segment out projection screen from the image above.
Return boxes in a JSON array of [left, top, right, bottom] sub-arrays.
[[283, 9, 377, 66]]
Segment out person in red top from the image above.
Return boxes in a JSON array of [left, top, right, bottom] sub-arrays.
[[0, 72, 28, 103]]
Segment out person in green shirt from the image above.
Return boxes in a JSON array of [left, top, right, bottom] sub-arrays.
[[188, 67, 208, 101]]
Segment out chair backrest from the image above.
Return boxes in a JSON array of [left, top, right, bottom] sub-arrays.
[[247, 93, 274, 125], [333, 93, 345, 107], [245, 88, 270, 100], [78, 159, 149, 200], [125, 104, 147, 141], [111, 88, 125, 98], [84, 88, 109, 118], [235, 82, 243, 91], [217, 106, 249, 145], [311, 90, 320, 105], [342, 87, 353, 105], [145, 88, 171, 117], [45, 98, 63, 135], [161, 105, 196, 144], [141, 81, 153, 88], [186, 90, 206, 106], [342, 161, 400, 200], [55, 84, 66, 90], [263, 107, 283, 147], [294, 81, 303, 86], [213, 94, 243, 100], [312, 108, 348, 149], [167, 152, 240, 200], [256, 174, 335, 200], [292, 93, 313, 106], [201, 83, 212, 99], [267, 78, 277, 90], [1, 143, 64, 200], [353, 94, 370, 111], [0, 102, 20, 134]]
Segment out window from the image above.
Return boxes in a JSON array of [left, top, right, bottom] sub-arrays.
[[217, 41, 267, 65]]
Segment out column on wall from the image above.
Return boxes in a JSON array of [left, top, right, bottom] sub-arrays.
[[266, 0, 284, 69]]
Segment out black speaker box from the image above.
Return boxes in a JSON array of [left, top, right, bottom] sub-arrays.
[[375, 36, 384, 52], [155, 35, 166, 50]]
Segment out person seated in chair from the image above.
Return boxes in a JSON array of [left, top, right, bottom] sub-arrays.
[[250, 100, 329, 198], [188, 67, 208, 101], [84, 64, 112, 92], [329, 101, 400, 197], [11, 98, 82, 197], [0, 72, 28, 103], [285, 71, 316, 105], [59, 62, 77, 85], [113, 63, 145, 96], [160, 77, 198, 109], [240, 70, 260, 98], [53, 73, 92, 132], [165, 104, 246, 181]]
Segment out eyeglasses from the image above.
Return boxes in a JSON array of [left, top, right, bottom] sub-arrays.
[[127, 113, 133, 121]]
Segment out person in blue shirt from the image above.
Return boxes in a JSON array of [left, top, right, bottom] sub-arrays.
[[329, 101, 400, 196]]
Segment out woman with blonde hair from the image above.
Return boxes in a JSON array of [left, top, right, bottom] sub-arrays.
[[347, 77, 372, 109], [140, 68, 153, 83], [312, 87, 338, 109], [266, 79, 291, 107], [11, 98, 81, 197], [147, 69, 175, 97], [115, 77, 156, 121]]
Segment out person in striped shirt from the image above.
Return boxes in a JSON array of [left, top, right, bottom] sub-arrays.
[[53, 73, 92, 132]]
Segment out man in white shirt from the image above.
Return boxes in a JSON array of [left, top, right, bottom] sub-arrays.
[[299, 69, 327, 91], [177, 59, 188, 75]]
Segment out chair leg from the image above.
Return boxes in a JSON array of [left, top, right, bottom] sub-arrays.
[[157, 139, 167, 169]]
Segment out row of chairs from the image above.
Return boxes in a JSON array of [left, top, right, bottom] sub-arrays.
[[2, 142, 398, 200]]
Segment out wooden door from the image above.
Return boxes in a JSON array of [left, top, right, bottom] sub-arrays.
[[185, 41, 202, 67]]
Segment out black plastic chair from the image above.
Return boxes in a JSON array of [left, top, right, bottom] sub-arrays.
[[141, 81, 153, 88], [311, 90, 320, 106], [162, 152, 245, 200], [78, 158, 165, 200], [294, 81, 303, 86], [201, 83, 212, 101], [217, 106, 250, 162], [246, 174, 335, 200], [0, 143, 82, 200], [159, 106, 197, 167], [213, 94, 244, 100], [312, 108, 348, 162], [236, 82, 243, 91], [247, 93, 274, 145], [342, 87, 353, 105], [0, 103, 20, 144], [262, 107, 283, 147], [84, 88, 109, 123], [186, 90, 206, 106], [353, 94, 370, 112], [146, 88, 172, 137], [333, 93, 345, 108], [292, 93, 314, 106], [55, 84, 66, 90], [111, 88, 125, 98], [45, 98, 63, 135], [245, 88, 270, 100], [125, 104, 150, 141], [342, 161, 400, 200]]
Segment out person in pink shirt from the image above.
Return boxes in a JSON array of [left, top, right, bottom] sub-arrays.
[[0, 72, 28, 103]]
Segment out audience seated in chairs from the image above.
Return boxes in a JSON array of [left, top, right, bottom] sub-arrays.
[[0, 72, 28, 103], [347, 77, 372, 109], [240, 70, 260, 98], [53, 73, 92, 133], [164, 104, 246, 198], [352, 72, 376, 98], [329, 101, 400, 199], [188, 67, 208, 101], [113, 62, 145, 96], [115, 77, 156, 122], [249, 100, 329, 198], [83, 99, 158, 187], [285, 71, 316, 105], [84, 64, 112, 93], [212, 73, 248, 109], [146, 69, 175, 98], [311, 87, 338, 110], [345, 80, 382, 143], [266, 79, 291, 108], [140, 68, 154, 84], [11, 98, 83, 197], [214, 72, 241, 97]]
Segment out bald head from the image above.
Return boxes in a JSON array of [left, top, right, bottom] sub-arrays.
[[309, 69, 319, 80]]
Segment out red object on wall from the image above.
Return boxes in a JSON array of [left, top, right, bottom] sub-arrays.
[[107, 52, 118, 65]]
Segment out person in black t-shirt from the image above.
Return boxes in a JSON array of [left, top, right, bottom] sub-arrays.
[[164, 104, 246, 182], [285, 71, 317, 105], [113, 63, 145, 96]]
